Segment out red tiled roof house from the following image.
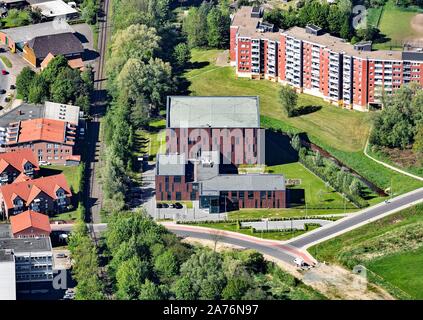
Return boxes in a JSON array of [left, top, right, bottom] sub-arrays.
[[0, 174, 71, 219], [4, 118, 80, 165], [10, 210, 51, 238], [0, 149, 40, 185]]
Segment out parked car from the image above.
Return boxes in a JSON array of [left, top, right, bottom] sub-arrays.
[[156, 203, 163, 209], [39, 160, 51, 166], [0, 89, 5, 94], [174, 202, 183, 209], [55, 253, 67, 258], [9, 85, 15, 90], [1, 70, 7, 75], [4, 96, 9, 102], [162, 203, 169, 208]]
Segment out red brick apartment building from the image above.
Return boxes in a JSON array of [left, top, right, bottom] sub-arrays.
[[0, 173, 71, 219], [10, 210, 51, 238], [3, 118, 80, 165], [156, 96, 286, 213], [0, 149, 39, 185], [230, 6, 423, 111]]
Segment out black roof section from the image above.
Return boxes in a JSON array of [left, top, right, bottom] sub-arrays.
[[27, 32, 84, 59]]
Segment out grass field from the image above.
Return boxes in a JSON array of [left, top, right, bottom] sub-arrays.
[[185, 49, 423, 198], [373, 1, 423, 50], [267, 162, 355, 209], [309, 204, 423, 299]]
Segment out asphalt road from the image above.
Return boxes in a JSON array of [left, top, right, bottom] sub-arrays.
[[287, 188, 423, 249], [165, 226, 306, 265]]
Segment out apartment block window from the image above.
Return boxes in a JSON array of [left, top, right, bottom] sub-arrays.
[[239, 191, 245, 199], [174, 176, 181, 183], [267, 191, 272, 198], [248, 191, 254, 199], [175, 192, 181, 200], [231, 191, 237, 198], [260, 191, 266, 200], [221, 191, 228, 197], [190, 192, 197, 200]]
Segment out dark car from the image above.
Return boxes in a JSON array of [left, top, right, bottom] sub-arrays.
[[174, 202, 183, 209], [0, 89, 5, 94], [156, 203, 163, 209], [10, 85, 15, 90], [162, 203, 169, 208], [4, 96, 10, 102]]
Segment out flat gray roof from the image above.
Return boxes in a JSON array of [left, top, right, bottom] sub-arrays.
[[0, 237, 52, 254], [167, 96, 260, 128], [0, 20, 74, 44], [0, 103, 44, 129], [201, 174, 285, 192], [44, 101, 80, 124], [0, 224, 11, 239], [156, 154, 186, 176], [0, 249, 14, 262], [0, 250, 15, 300]]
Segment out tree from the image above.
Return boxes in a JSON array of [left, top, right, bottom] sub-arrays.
[[28, 76, 48, 103], [279, 85, 298, 117], [108, 24, 160, 83], [179, 249, 226, 299], [183, 3, 210, 47], [172, 275, 196, 300], [349, 179, 362, 197], [117, 58, 174, 114], [291, 134, 302, 152], [222, 276, 251, 300], [313, 151, 323, 167], [173, 43, 191, 68], [16, 67, 36, 101], [206, 6, 230, 48], [116, 256, 150, 299], [139, 280, 164, 300], [413, 123, 423, 157], [154, 249, 178, 280]]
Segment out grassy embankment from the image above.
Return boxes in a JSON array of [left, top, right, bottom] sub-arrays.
[[309, 204, 423, 299]]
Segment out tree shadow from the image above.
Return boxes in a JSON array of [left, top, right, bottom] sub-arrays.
[[293, 105, 322, 117], [265, 130, 298, 166]]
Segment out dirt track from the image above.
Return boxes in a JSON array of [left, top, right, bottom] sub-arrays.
[[182, 238, 394, 300], [407, 13, 423, 45]]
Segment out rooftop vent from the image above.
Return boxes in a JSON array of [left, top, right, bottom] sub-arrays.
[[305, 24, 323, 36], [251, 6, 263, 18]]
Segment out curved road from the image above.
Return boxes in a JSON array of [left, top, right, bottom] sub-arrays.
[[54, 188, 423, 266], [286, 187, 423, 249]]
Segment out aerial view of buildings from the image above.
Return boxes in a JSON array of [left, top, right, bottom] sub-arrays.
[[0, 0, 422, 308]]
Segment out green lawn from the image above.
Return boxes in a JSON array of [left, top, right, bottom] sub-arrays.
[[134, 127, 166, 161], [266, 162, 355, 209], [367, 6, 384, 27], [185, 49, 423, 199], [228, 208, 353, 220], [194, 221, 319, 241], [0, 56, 12, 68], [309, 204, 423, 299], [373, 1, 423, 50]]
